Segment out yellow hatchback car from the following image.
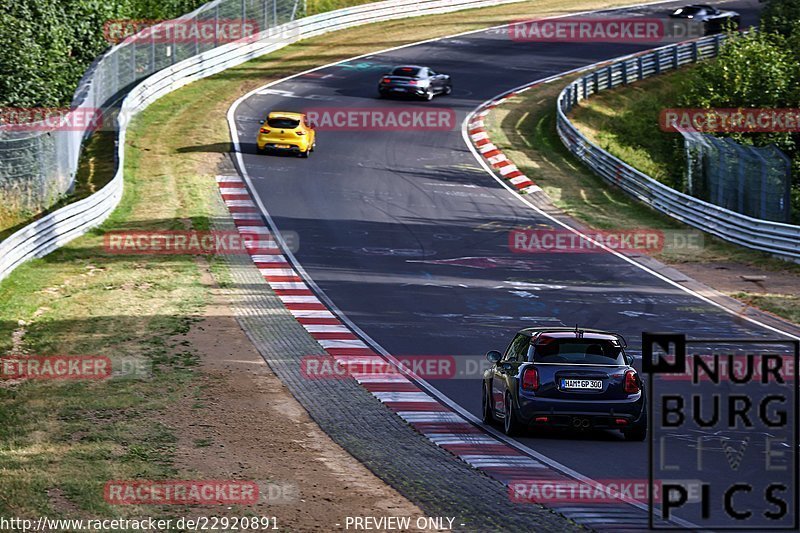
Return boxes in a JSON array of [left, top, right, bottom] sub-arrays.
[[256, 111, 316, 157]]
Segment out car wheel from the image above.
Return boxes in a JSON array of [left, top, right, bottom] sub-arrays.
[[310, 142, 316, 152], [444, 84, 452, 95], [425, 89, 434, 101], [299, 149, 310, 158], [481, 383, 494, 425], [503, 392, 522, 436]]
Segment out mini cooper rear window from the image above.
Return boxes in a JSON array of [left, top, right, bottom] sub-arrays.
[[532, 338, 624, 365], [267, 117, 300, 129]]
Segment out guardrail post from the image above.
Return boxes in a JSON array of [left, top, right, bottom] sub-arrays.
[[214, 5, 219, 48], [714, 34, 722, 57], [592, 71, 599, 94], [672, 46, 679, 69], [637, 56, 643, 81], [150, 32, 156, 73], [758, 153, 768, 220], [113, 51, 119, 95], [582, 77, 588, 99], [784, 155, 792, 222], [621, 61, 628, 85], [36, 136, 45, 194], [691, 41, 698, 63], [654, 50, 661, 75], [737, 153, 745, 215], [684, 137, 693, 196], [716, 141, 725, 207], [605, 65, 612, 89]]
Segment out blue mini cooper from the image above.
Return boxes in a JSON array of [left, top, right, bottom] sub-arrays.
[[482, 327, 646, 441]]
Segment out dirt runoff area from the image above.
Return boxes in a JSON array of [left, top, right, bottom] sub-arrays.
[[159, 265, 426, 531]]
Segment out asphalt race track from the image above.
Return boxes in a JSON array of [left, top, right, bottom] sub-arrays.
[[230, 0, 797, 525]]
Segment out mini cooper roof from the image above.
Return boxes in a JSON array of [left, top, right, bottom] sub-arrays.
[[517, 327, 627, 347]]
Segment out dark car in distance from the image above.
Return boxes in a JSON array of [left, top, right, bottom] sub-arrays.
[[378, 65, 452, 100], [482, 327, 646, 441], [669, 4, 740, 34]]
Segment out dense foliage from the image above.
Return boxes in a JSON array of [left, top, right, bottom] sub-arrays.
[[680, 0, 800, 217], [0, 0, 207, 107], [761, 0, 800, 36]]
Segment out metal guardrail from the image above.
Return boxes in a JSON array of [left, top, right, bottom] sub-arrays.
[[556, 34, 800, 262], [0, 0, 524, 282]]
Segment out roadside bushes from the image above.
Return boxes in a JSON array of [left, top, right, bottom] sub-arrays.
[[761, 0, 800, 37], [679, 0, 800, 218], [0, 0, 207, 108]]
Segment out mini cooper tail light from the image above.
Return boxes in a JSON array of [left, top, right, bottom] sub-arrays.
[[407, 80, 419, 86], [381, 77, 391, 83], [535, 416, 549, 423], [522, 367, 539, 391], [615, 418, 628, 426], [624, 370, 640, 394], [259, 128, 270, 134]]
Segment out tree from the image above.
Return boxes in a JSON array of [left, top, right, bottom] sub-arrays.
[[761, 0, 800, 38], [0, 0, 207, 108]]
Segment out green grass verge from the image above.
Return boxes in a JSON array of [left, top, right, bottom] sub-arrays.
[[569, 69, 693, 191], [0, 87, 226, 515]]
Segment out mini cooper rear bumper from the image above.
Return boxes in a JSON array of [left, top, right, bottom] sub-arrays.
[[517, 394, 645, 429]]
